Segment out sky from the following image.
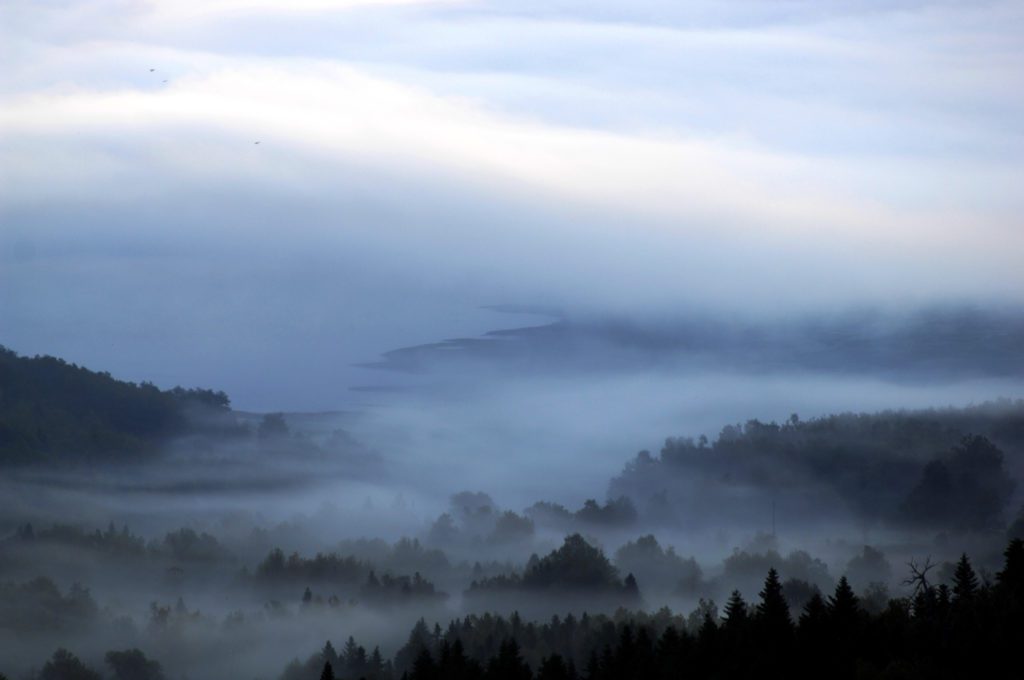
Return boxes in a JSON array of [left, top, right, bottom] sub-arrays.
[[2, 0, 1023, 412]]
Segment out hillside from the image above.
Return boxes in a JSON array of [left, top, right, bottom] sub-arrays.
[[0, 346, 231, 465]]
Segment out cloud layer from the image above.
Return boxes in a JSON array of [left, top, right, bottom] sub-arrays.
[[2, 0, 1023, 409]]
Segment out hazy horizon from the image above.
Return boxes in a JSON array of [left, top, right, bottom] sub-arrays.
[[2, 3, 1023, 680]]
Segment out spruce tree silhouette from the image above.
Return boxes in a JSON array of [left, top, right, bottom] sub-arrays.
[[633, 626, 656, 679], [536, 654, 573, 680], [825, 575, 863, 671], [437, 639, 482, 680], [720, 589, 751, 676], [368, 646, 388, 679], [319, 641, 339, 670], [485, 639, 531, 680], [318, 661, 335, 680], [754, 567, 793, 672], [693, 610, 719, 678], [654, 626, 689, 679], [799, 592, 827, 629], [798, 590, 829, 673], [952, 553, 979, 602], [997, 538, 1024, 612], [611, 625, 635, 679], [722, 590, 749, 629], [410, 648, 437, 680], [757, 568, 792, 629], [827, 576, 861, 625]]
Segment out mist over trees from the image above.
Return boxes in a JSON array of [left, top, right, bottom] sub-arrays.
[[610, 404, 1022, 531], [2, 348, 1023, 679], [283, 538, 1024, 680], [6, 0, 1024, 670]]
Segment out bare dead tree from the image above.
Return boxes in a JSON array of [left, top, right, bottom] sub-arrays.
[[903, 557, 935, 597]]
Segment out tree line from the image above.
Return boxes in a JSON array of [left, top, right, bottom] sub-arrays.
[[0, 346, 232, 464], [305, 538, 1022, 680]]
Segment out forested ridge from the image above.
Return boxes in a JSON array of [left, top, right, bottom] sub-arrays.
[[611, 402, 1024, 531], [0, 346, 230, 464]]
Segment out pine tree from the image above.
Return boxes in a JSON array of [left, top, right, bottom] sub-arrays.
[[438, 638, 481, 680], [486, 639, 532, 680], [952, 553, 979, 602], [655, 626, 687, 679], [397, 618, 435, 672], [753, 567, 793, 671], [368, 646, 386, 679], [634, 626, 655, 678], [342, 635, 368, 676], [321, 641, 339, 668], [997, 539, 1024, 593], [827, 576, 861, 625], [319, 661, 335, 680], [756, 568, 792, 629], [410, 648, 437, 680], [722, 590, 749, 629], [536, 654, 573, 680], [799, 591, 828, 638], [797, 592, 830, 675]]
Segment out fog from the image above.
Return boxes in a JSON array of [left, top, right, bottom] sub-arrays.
[[2, 316, 1022, 677], [3, 1, 1024, 679]]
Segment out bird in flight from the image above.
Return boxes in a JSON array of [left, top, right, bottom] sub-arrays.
[[149, 68, 155, 72], [254, 141, 261, 145]]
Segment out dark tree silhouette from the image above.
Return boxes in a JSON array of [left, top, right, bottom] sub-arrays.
[[105, 649, 165, 680], [903, 435, 1016, 530], [756, 568, 792, 630], [722, 590, 749, 629], [826, 576, 860, 625], [535, 654, 574, 680], [485, 639, 532, 680], [409, 649, 436, 680], [258, 413, 290, 440], [951, 553, 979, 602], [40, 650, 101, 680]]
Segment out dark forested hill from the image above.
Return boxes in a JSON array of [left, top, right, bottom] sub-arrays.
[[0, 346, 232, 465], [610, 401, 1024, 532]]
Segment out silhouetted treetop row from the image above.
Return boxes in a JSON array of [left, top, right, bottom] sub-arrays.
[[7, 522, 230, 562], [382, 539, 1024, 680]]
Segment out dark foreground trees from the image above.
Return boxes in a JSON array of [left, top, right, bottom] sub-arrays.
[[27, 541, 1022, 680], [389, 538, 1024, 680]]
